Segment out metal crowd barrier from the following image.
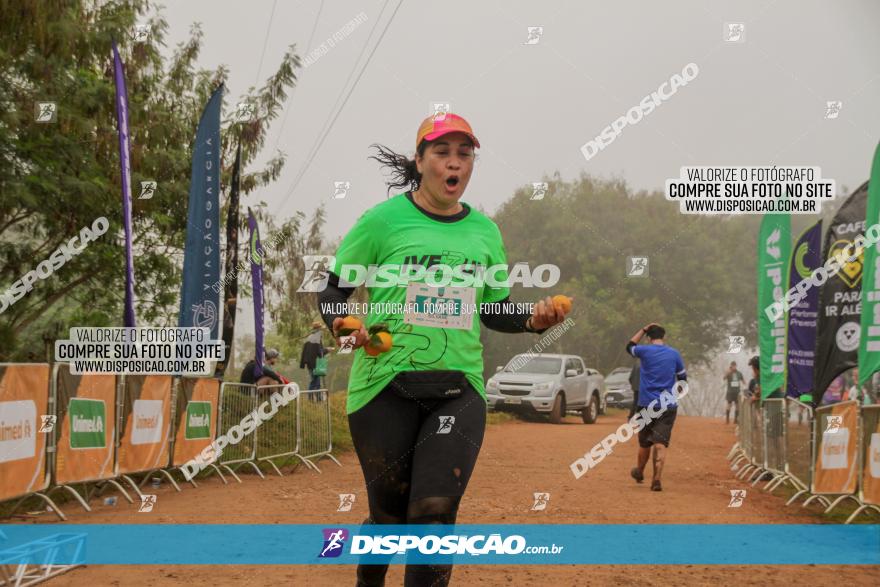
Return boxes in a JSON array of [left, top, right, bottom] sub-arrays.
[[215, 382, 263, 483], [728, 395, 753, 472], [846, 404, 880, 523], [44, 363, 134, 518], [734, 398, 768, 482], [254, 383, 299, 475], [1, 365, 340, 520], [780, 398, 818, 503], [0, 363, 61, 520], [296, 389, 341, 473], [758, 398, 785, 487], [804, 401, 859, 513]]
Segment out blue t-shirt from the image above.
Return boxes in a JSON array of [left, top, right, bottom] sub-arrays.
[[628, 343, 686, 406]]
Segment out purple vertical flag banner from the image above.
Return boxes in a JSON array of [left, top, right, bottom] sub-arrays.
[[248, 209, 265, 378], [786, 220, 822, 397], [178, 85, 223, 338], [112, 40, 136, 327]]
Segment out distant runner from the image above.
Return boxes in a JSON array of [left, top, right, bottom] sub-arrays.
[[626, 323, 687, 492], [724, 361, 745, 424]]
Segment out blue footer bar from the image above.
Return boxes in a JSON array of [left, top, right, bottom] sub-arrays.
[[0, 525, 877, 565]]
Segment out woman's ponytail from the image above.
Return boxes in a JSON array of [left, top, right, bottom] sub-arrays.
[[369, 142, 427, 195]]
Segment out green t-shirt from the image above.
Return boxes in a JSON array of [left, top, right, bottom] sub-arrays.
[[331, 192, 510, 414]]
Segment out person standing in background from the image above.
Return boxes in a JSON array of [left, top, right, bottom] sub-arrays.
[[628, 360, 640, 420], [845, 367, 874, 405], [746, 356, 760, 402], [300, 320, 333, 394], [724, 361, 745, 424]]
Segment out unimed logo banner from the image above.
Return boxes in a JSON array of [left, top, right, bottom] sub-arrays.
[[172, 378, 219, 467], [0, 364, 50, 501], [131, 399, 163, 445], [862, 409, 880, 506], [55, 367, 117, 484], [69, 398, 106, 449], [0, 400, 36, 463], [813, 402, 858, 495], [117, 374, 171, 475], [185, 401, 211, 439]]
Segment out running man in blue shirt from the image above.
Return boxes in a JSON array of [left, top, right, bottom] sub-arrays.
[[626, 323, 687, 491]]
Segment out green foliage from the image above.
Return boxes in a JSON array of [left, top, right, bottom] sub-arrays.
[[0, 0, 301, 360], [481, 174, 762, 378]]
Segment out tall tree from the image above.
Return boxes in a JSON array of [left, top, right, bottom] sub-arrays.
[[0, 0, 300, 359]]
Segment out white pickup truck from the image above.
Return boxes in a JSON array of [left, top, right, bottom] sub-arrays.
[[485, 353, 606, 424]]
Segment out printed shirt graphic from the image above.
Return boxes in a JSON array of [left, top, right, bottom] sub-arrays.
[[628, 344, 686, 406], [725, 370, 744, 393], [331, 193, 510, 414]]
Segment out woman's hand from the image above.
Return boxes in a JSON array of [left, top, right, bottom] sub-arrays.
[[528, 296, 572, 331], [331, 317, 369, 349]]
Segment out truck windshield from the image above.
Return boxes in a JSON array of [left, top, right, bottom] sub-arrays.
[[504, 357, 562, 375]]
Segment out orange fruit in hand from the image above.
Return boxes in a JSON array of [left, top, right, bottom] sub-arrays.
[[364, 324, 393, 356], [552, 295, 572, 314], [337, 315, 363, 336], [369, 331, 393, 352]]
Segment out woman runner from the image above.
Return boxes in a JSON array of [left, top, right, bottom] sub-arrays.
[[318, 112, 570, 586]]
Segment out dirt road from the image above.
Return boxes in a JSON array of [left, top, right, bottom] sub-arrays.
[[29, 412, 880, 586]]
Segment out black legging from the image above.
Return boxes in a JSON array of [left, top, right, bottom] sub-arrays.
[[348, 377, 487, 587]]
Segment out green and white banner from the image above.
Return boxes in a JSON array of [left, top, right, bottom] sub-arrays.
[[185, 401, 211, 440], [68, 398, 106, 449], [757, 213, 791, 398], [859, 141, 880, 385]]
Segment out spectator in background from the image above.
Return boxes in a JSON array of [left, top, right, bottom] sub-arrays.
[[628, 360, 640, 420], [845, 367, 874, 405], [821, 374, 846, 405], [746, 356, 760, 402], [724, 361, 745, 424], [300, 320, 333, 396], [240, 348, 284, 387]]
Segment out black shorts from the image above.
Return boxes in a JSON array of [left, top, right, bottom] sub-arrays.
[[726, 391, 739, 404], [348, 374, 487, 508], [637, 406, 677, 448]]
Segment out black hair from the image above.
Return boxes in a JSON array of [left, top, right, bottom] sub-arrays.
[[730, 361, 737, 366], [369, 135, 477, 196], [645, 325, 665, 340], [748, 355, 760, 370], [369, 142, 429, 195]]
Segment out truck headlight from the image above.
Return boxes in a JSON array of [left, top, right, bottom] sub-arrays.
[[487, 379, 499, 391], [533, 382, 553, 394]]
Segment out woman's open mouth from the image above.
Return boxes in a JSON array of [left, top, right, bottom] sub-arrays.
[[445, 176, 460, 190]]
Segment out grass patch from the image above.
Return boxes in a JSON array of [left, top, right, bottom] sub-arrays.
[[770, 481, 880, 524]]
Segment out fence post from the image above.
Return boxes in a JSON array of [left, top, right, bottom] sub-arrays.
[[295, 388, 341, 473]]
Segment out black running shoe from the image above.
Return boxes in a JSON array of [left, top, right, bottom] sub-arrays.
[[631, 467, 644, 483], [650, 480, 662, 491]]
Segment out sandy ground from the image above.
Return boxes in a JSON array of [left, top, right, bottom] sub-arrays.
[[14, 412, 880, 586]]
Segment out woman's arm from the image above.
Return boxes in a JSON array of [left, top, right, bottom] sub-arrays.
[[479, 296, 548, 333]]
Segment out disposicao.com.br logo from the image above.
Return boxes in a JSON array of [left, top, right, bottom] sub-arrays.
[[318, 529, 563, 557]]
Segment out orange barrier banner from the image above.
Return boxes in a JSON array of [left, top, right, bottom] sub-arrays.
[[861, 406, 880, 505], [54, 364, 117, 484], [172, 378, 220, 466], [116, 375, 172, 474], [0, 364, 50, 501], [813, 401, 859, 495]]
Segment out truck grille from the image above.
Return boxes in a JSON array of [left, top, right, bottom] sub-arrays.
[[500, 388, 530, 396]]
